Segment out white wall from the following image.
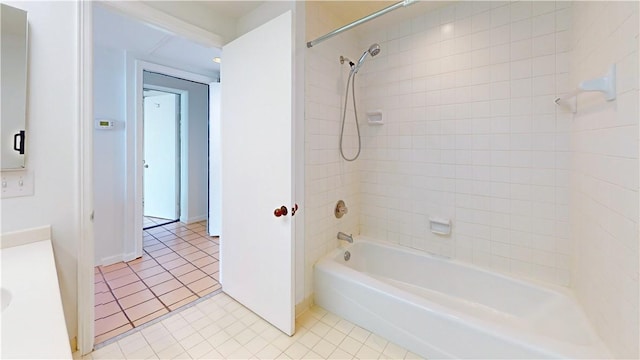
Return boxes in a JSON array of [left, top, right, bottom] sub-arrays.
[[0, 0, 79, 344], [93, 46, 127, 265], [93, 53, 210, 264], [357, 1, 573, 286], [569, 2, 639, 358], [143, 71, 209, 224], [303, 2, 361, 300]]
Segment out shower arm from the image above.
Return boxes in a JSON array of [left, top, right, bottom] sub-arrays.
[[306, 0, 416, 48]]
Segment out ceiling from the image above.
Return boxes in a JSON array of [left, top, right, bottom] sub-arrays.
[[317, 1, 398, 26], [315, 1, 452, 38], [93, 4, 222, 76], [198, 1, 264, 18], [93, 1, 451, 77]]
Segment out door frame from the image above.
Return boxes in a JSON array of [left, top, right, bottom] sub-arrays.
[[129, 61, 215, 260], [77, 0, 95, 354]]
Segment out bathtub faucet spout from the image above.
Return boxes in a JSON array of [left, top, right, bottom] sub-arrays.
[[337, 232, 353, 243]]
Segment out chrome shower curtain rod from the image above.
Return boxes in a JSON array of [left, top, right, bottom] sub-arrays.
[[306, 0, 417, 48]]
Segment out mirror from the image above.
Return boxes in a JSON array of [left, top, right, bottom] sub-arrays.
[[1, 4, 28, 170]]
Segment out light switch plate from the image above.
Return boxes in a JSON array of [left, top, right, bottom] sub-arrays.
[[1, 170, 34, 198]]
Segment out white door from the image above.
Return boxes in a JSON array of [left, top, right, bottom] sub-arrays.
[[143, 92, 180, 220], [209, 82, 221, 236], [220, 11, 295, 335]]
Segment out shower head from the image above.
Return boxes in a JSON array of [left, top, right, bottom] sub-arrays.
[[353, 43, 381, 73], [368, 43, 381, 56]]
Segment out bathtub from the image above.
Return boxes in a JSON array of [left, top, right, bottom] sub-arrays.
[[314, 238, 611, 359]]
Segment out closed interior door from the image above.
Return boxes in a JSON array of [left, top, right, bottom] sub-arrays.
[[220, 11, 295, 335], [143, 92, 180, 220]]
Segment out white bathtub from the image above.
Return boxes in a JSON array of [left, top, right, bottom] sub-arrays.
[[314, 238, 611, 359]]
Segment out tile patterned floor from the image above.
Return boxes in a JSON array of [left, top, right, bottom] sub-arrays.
[[79, 293, 420, 360], [94, 221, 221, 344], [144, 216, 178, 229]]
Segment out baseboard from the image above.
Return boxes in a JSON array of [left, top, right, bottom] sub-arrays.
[[122, 251, 139, 263], [182, 214, 207, 224], [99, 252, 139, 267], [295, 294, 314, 318], [98, 254, 122, 267]]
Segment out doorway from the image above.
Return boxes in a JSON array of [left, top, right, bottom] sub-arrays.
[[93, 70, 220, 345], [143, 89, 180, 230], [85, 2, 299, 354]]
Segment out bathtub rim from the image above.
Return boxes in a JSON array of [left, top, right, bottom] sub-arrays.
[[314, 236, 611, 358], [323, 236, 579, 299]]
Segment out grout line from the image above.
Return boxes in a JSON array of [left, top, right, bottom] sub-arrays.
[[131, 249, 174, 313], [137, 221, 218, 307], [95, 267, 136, 335], [143, 218, 180, 231], [146, 224, 220, 291], [94, 288, 225, 351], [95, 220, 219, 345]]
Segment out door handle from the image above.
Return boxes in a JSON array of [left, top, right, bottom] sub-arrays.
[[13, 131, 25, 155], [274, 206, 288, 217], [144, 164, 149, 168]]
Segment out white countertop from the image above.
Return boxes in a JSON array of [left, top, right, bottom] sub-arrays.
[[0, 238, 72, 359]]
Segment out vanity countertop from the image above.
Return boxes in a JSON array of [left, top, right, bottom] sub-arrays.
[[0, 237, 72, 359]]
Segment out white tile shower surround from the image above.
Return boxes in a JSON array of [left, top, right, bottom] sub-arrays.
[[305, 1, 638, 356], [354, 1, 575, 286], [304, 1, 362, 300], [569, 1, 639, 358], [78, 293, 418, 360], [305, 1, 577, 304]]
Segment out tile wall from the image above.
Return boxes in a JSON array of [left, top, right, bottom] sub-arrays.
[[356, 1, 574, 286], [304, 3, 361, 299], [569, 1, 639, 358], [304, 2, 638, 355]]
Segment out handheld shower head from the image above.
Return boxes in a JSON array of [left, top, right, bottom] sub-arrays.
[[354, 43, 381, 73], [368, 43, 381, 56]]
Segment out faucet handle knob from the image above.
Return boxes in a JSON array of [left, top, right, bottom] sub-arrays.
[[335, 200, 348, 218]]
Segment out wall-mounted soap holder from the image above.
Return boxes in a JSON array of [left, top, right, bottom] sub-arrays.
[[366, 110, 383, 125], [429, 218, 451, 236]]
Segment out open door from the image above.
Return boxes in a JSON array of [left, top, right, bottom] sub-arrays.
[[143, 92, 180, 221], [220, 11, 295, 335], [209, 82, 221, 236]]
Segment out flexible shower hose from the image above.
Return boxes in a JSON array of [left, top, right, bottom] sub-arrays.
[[339, 69, 361, 162]]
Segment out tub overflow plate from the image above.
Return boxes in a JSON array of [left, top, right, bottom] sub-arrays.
[[344, 251, 351, 261]]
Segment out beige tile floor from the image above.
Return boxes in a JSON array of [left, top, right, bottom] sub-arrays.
[[94, 220, 220, 344], [144, 216, 178, 229], [79, 292, 420, 360]]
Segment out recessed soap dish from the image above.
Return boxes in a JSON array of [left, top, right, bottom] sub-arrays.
[[429, 218, 451, 236], [366, 110, 383, 125]]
